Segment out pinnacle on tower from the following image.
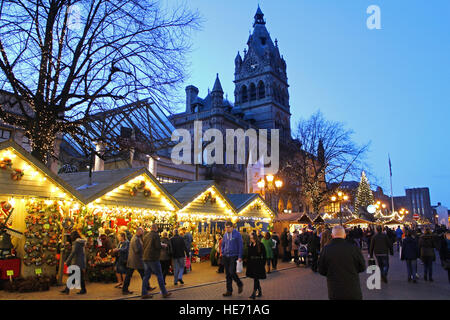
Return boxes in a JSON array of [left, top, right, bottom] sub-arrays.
[[254, 5, 266, 27], [211, 73, 223, 93]]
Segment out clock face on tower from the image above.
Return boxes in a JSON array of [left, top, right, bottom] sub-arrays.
[[246, 58, 258, 73]]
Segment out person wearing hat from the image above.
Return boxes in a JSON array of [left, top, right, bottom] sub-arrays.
[[221, 221, 244, 297]]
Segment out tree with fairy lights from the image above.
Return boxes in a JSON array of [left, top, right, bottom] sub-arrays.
[[354, 171, 375, 217], [0, 1, 200, 163]]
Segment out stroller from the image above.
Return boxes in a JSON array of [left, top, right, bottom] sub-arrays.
[[298, 244, 308, 266]]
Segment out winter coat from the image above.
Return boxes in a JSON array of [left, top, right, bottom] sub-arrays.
[[65, 238, 87, 270], [127, 235, 144, 270], [308, 233, 321, 254], [395, 228, 403, 239], [318, 238, 366, 300], [116, 240, 130, 266], [401, 236, 419, 260], [369, 233, 393, 257], [183, 232, 193, 251], [160, 237, 172, 261], [271, 234, 280, 252], [221, 229, 243, 259], [320, 229, 332, 250], [261, 238, 274, 259], [287, 234, 292, 251], [418, 234, 436, 261], [281, 231, 289, 247], [143, 230, 162, 261], [170, 234, 189, 259], [246, 242, 267, 280]]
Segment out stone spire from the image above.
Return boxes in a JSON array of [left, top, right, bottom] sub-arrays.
[[211, 73, 223, 108], [254, 5, 265, 27]]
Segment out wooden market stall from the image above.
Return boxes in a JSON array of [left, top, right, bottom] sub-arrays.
[[0, 140, 84, 280], [227, 193, 274, 234], [273, 212, 313, 235], [383, 218, 404, 227], [162, 180, 236, 259], [59, 167, 180, 282]]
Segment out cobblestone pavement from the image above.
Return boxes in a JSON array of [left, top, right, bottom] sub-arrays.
[[0, 249, 448, 300]]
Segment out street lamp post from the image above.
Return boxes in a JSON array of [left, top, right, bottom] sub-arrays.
[[257, 174, 283, 213], [330, 191, 349, 225]]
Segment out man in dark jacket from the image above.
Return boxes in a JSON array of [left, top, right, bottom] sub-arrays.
[[280, 228, 289, 262], [170, 229, 189, 285], [308, 229, 321, 272], [401, 230, 419, 282], [370, 226, 393, 283], [141, 224, 171, 299], [319, 225, 366, 300]]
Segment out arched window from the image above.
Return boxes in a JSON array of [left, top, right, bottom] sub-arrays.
[[241, 85, 248, 103], [249, 83, 256, 101], [258, 81, 265, 99]]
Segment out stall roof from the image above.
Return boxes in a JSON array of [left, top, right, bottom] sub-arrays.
[[163, 180, 215, 205], [274, 212, 312, 224], [227, 193, 259, 211], [59, 167, 179, 207], [383, 219, 404, 225], [274, 212, 304, 222], [298, 214, 313, 225], [0, 140, 84, 202], [344, 218, 373, 226]]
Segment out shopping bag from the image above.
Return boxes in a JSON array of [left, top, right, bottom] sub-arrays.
[[236, 259, 243, 273], [185, 256, 191, 270]]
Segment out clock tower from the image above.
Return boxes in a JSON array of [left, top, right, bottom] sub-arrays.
[[234, 6, 291, 142]]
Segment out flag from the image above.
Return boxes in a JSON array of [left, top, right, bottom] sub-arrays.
[[388, 155, 392, 177]]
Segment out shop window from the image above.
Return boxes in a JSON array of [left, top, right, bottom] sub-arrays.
[[0, 128, 11, 142]]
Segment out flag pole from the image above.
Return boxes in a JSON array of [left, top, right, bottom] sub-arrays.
[[389, 154, 395, 215]]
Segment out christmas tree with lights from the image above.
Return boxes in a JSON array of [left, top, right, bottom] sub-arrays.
[[354, 171, 375, 217]]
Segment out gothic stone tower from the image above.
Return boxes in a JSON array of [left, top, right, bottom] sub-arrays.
[[234, 6, 291, 142]]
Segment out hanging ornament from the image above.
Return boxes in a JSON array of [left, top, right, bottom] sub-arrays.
[[143, 188, 151, 198]]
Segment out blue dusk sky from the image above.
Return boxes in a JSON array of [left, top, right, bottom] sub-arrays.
[[175, 0, 450, 205]]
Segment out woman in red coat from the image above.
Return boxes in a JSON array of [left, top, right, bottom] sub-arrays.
[[246, 233, 266, 299]]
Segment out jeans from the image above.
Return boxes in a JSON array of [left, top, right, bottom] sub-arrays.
[[223, 256, 242, 293], [173, 257, 185, 283], [422, 257, 433, 279], [142, 261, 168, 296], [122, 268, 147, 293], [375, 255, 389, 278], [406, 259, 417, 280]]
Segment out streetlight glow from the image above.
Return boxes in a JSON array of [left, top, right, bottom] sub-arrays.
[[266, 174, 274, 182]]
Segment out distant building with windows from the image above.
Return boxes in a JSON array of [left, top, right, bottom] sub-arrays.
[[394, 187, 433, 221]]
